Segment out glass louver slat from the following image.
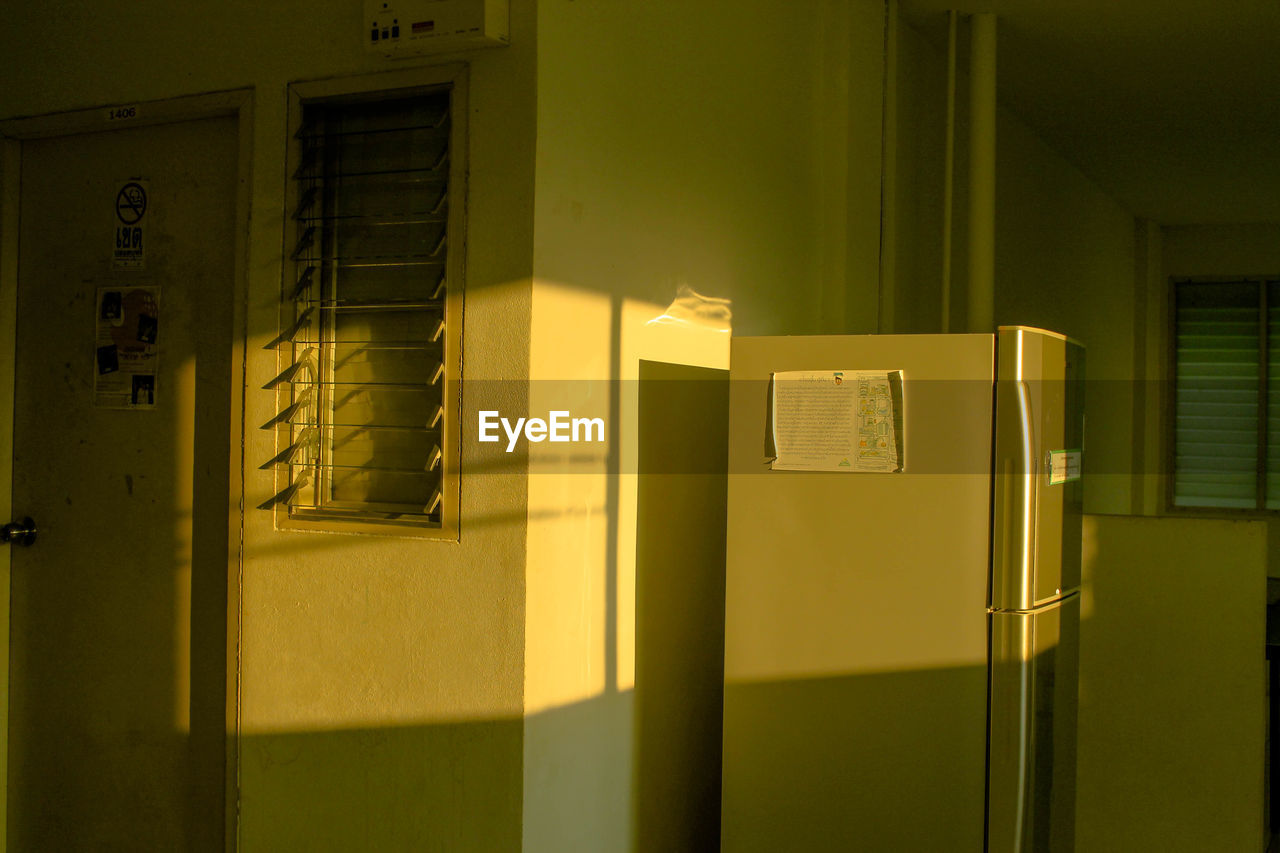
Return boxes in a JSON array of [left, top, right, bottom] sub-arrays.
[[263, 87, 454, 528]]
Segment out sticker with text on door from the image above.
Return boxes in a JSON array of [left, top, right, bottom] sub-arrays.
[[94, 285, 159, 409], [1048, 449, 1082, 485], [112, 179, 148, 270]]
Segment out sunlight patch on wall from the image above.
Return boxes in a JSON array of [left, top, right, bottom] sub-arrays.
[[524, 281, 614, 715], [524, 281, 732, 710], [616, 291, 730, 693]]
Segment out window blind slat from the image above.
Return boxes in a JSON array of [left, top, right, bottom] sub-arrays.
[[1173, 280, 1262, 508], [1264, 280, 1280, 508]]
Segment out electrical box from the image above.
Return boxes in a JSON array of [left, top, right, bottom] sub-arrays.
[[365, 0, 509, 57]]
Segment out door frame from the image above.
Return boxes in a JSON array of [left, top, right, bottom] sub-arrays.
[[0, 89, 253, 852]]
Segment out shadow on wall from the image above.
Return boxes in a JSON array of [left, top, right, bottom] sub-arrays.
[[240, 717, 525, 851], [237, 360, 731, 853], [522, 360, 733, 853], [240, 665, 992, 853], [238, 685, 707, 852], [633, 361, 729, 853]]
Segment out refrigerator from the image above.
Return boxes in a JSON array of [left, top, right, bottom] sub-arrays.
[[720, 327, 1082, 852]]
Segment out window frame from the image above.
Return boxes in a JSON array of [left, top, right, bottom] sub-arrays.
[[267, 65, 467, 540], [1165, 274, 1280, 517]]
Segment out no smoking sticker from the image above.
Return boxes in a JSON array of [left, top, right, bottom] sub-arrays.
[[112, 179, 148, 270]]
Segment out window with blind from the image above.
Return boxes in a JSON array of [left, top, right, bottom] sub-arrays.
[[1172, 278, 1280, 510], [262, 70, 465, 536]]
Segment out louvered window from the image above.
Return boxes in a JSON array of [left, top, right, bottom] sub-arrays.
[[263, 72, 464, 536], [1171, 278, 1280, 510]]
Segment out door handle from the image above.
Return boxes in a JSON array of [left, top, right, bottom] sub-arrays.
[[1013, 380, 1037, 608], [993, 380, 1037, 612], [2, 517, 36, 547]]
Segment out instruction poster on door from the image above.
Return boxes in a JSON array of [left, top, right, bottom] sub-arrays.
[[94, 286, 160, 409]]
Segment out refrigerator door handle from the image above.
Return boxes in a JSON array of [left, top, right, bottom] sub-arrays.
[[1014, 380, 1037, 608], [988, 610, 1032, 853], [994, 379, 1038, 611]]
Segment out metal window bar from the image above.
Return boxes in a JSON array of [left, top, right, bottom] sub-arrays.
[[263, 90, 452, 527]]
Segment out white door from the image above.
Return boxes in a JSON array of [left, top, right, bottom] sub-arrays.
[[3, 113, 239, 850]]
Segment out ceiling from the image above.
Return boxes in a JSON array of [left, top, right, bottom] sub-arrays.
[[898, 0, 1280, 225]]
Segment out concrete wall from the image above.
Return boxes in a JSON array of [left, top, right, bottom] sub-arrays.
[[891, 19, 1139, 515], [994, 108, 1138, 515], [530, 0, 885, 340], [890, 18, 949, 335], [0, 2, 536, 849], [1078, 514, 1266, 852], [524, 2, 889, 849], [1164, 224, 1280, 277]]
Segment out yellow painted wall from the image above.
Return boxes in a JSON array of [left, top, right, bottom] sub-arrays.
[[0, 2, 536, 849], [890, 19, 948, 335], [1078, 514, 1266, 852], [891, 20, 1139, 514], [525, 2, 888, 849], [995, 108, 1138, 515], [1164, 224, 1280, 276], [531, 0, 885, 340]]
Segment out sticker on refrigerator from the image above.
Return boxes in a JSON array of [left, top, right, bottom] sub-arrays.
[[769, 369, 904, 472], [1048, 449, 1081, 485], [94, 285, 160, 409]]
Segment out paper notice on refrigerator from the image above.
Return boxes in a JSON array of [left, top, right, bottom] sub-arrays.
[[770, 370, 904, 472]]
